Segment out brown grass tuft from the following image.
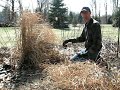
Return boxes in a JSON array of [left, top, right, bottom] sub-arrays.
[[13, 11, 64, 70], [43, 61, 120, 90]]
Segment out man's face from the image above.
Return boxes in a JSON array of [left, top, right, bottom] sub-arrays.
[[81, 11, 91, 23]]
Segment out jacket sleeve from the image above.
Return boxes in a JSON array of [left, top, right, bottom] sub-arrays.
[[67, 29, 86, 43], [88, 23, 102, 53]]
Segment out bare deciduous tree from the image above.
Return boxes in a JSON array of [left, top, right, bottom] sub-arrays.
[[91, 0, 97, 18], [104, 1, 108, 23], [112, 0, 119, 12], [98, 4, 101, 22], [37, 0, 49, 12], [18, 0, 23, 16], [11, 0, 14, 23]]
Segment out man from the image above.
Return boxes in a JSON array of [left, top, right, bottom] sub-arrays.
[[63, 7, 102, 61]]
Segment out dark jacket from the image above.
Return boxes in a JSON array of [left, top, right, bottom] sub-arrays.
[[65, 18, 102, 53]]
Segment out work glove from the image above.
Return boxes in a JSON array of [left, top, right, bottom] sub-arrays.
[[63, 40, 70, 48]]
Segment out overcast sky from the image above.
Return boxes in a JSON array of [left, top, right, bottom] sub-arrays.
[[64, 0, 113, 15], [0, 0, 115, 15]]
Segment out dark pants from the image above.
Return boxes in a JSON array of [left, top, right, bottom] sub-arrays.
[[70, 49, 100, 62]]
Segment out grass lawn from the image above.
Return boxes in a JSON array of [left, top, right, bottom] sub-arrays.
[[0, 24, 119, 47], [0, 27, 18, 47], [101, 24, 118, 41], [53, 24, 119, 42]]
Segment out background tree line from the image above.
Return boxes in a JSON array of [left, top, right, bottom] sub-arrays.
[[0, 0, 120, 28]]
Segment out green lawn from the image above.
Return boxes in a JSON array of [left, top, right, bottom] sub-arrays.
[[0, 24, 119, 47], [53, 24, 119, 42], [0, 27, 18, 47]]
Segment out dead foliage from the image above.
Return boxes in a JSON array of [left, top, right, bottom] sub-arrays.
[[42, 61, 120, 90], [12, 11, 65, 70]]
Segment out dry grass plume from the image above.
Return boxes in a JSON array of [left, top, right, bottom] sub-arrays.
[[12, 11, 65, 70]]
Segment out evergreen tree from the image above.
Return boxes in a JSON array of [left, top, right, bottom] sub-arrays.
[[48, 0, 67, 28], [68, 11, 73, 24], [113, 7, 120, 27], [72, 17, 78, 27], [2, 6, 11, 24], [71, 13, 82, 27], [78, 14, 83, 23]]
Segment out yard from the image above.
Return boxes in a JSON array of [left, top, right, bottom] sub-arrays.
[[0, 0, 120, 89], [0, 22, 119, 90], [53, 24, 118, 42], [0, 27, 17, 47], [0, 24, 118, 48]]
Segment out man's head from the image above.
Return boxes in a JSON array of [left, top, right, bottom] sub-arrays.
[[80, 7, 91, 23]]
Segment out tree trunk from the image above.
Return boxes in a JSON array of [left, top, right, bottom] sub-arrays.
[[18, 0, 23, 16], [11, 0, 15, 23], [105, 2, 107, 24]]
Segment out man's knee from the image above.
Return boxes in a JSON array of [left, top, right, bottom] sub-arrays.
[[88, 52, 100, 60]]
